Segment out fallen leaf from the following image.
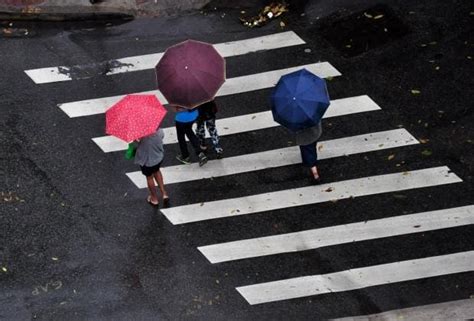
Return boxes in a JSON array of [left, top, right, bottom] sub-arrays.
[[373, 14, 384, 19], [421, 149, 432, 156], [215, 279, 220, 284], [324, 187, 334, 192], [345, 44, 352, 48], [52, 257, 59, 261], [413, 225, 421, 228], [318, 145, 323, 152], [419, 138, 429, 144], [363, 12, 373, 18], [411, 89, 421, 95], [1, 267, 7, 272], [387, 154, 395, 160], [200, 202, 204, 207], [393, 194, 407, 199], [279, 21, 286, 28], [251, 116, 256, 120]]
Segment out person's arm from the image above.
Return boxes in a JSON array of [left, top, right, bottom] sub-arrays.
[[174, 105, 186, 112]]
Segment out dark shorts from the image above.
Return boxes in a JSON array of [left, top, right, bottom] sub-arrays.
[[140, 161, 162, 177]]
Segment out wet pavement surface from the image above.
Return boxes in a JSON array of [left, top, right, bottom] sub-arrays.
[[0, 0, 473, 320]]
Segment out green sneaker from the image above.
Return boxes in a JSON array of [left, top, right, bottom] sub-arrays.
[[176, 154, 191, 164]]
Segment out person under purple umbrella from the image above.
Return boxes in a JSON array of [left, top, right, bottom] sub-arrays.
[[174, 106, 208, 166], [195, 99, 224, 159]]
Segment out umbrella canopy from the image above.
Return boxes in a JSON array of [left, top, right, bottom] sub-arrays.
[[106, 94, 167, 142], [155, 39, 226, 109], [271, 69, 330, 132]]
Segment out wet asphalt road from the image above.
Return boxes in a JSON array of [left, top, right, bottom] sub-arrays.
[[0, 0, 473, 320]]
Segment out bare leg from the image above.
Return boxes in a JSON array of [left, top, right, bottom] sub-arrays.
[[310, 166, 320, 179], [153, 170, 168, 199], [146, 175, 159, 204]]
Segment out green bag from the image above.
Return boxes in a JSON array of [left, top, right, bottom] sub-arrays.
[[125, 143, 137, 160]]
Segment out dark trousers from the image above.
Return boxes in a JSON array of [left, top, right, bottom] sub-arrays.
[[299, 141, 318, 167], [176, 121, 201, 158]]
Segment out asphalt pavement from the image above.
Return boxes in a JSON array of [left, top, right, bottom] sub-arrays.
[[0, 0, 473, 320]]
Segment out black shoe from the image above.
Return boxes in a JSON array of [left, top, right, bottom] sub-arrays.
[[198, 152, 208, 166], [162, 197, 170, 208], [311, 176, 321, 185], [216, 151, 224, 159]]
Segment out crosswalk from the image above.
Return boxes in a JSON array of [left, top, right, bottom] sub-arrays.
[[27, 30, 474, 315]]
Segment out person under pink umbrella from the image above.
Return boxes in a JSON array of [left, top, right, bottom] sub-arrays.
[[106, 94, 169, 207], [133, 128, 169, 207]]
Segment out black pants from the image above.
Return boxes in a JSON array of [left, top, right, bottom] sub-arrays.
[[299, 141, 318, 167], [176, 121, 201, 158]]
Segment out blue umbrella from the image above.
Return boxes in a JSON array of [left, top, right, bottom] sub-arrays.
[[271, 69, 330, 132]]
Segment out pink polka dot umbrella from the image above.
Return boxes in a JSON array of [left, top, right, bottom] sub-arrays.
[[106, 94, 167, 142]]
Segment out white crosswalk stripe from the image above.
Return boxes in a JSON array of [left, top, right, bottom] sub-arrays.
[[199, 205, 474, 263], [93, 95, 380, 153], [236, 251, 474, 305], [160, 166, 462, 225], [24, 31, 306, 84], [126, 128, 418, 187], [58, 62, 341, 118]]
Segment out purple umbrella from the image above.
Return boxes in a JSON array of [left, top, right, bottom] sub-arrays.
[[155, 40, 226, 109]]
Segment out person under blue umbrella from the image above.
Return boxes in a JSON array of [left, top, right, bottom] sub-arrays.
[[271, 68, 330, 184]]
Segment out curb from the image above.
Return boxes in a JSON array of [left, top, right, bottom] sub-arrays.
[[0, 11, 134, 21]]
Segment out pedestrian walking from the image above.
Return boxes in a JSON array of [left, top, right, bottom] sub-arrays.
[[294, 121, 322, 184], [174, 106, 208, 166], [134, 128, 170, 207], [195, 99, 224, 159]]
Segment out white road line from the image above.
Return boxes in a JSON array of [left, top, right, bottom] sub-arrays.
[[236, 251, 474, 305], [93, 94, 378, 153], [24, 31, 306, 84], [160, 167, 462, 225], [330, 298, 474, 321], [199, 205, 474, 263], [127, 128, 418, 187], [59, 62, 341, 118]]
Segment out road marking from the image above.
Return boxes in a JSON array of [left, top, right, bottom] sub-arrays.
[[236, 251, 474, 305], [58, 62, 341, 118], [24, 31, 306, 84], [198, 205, 474, 263], [127, 128, 418, 187], [330, 298, 474, 321], [160, 167, 462, 225], [93, 95, 378, 153]]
